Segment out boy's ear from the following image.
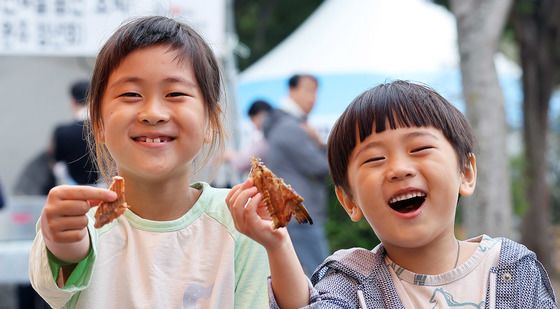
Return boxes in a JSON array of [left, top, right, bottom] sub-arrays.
[[335, 186, 363, 222], [459, 153, 477, 197]]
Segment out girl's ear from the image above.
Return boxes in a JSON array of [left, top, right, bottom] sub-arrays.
[[459, 153, 477, 197], [97, 124, 105, 144], [335, 186, 363, 222]]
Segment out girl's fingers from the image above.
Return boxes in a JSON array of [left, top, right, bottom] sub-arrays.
[[50, 229, 88, 243], [88, 200, 102, 207], [51, 200, 91, 216], [49, 215, 89, 232], [49, 185, 117, 203]]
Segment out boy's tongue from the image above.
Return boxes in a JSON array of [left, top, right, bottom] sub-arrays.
[[389, 196, 425, 213]]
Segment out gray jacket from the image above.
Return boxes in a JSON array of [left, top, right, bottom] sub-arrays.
[[270, 238, 557, 308], [262, 108, 330, 223]]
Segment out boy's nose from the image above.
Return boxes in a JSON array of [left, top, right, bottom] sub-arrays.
[[138, 99, 170, 125], [386, 159, 416, 182]]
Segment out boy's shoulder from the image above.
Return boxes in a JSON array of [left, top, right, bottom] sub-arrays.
[[311, 245, 386, 284], [494, 236, 537, 266]]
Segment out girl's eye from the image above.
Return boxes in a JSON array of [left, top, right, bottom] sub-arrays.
[[119, 92, 141, 98], [363, 157, 385, 164]]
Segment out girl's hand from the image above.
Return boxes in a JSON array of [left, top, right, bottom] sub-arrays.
[[226, 179, 289, 250], [40, 185, 117, 263]]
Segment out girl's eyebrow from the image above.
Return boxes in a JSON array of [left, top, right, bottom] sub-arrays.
[[162, 77, 198, 88], [108, 76, 198, 90]]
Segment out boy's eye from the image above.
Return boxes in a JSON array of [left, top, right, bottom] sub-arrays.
[[411, 146, 433, 153], [167, 92, 188, 97]]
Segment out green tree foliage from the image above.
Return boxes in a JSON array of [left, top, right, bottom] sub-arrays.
[[234, 0, 323, 71]]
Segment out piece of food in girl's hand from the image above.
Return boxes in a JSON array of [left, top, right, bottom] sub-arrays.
[[94, 176, 129, 228], [249, 157, 313, 229]]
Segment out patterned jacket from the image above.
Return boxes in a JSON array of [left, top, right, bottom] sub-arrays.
[[270, 237, 557, 308]]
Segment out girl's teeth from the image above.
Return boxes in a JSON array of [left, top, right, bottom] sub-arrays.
[[145, 138, 162, 143]]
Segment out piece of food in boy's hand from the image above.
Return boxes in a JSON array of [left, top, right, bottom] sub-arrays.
[[249, 157, 313, 229], [94, 176, 129, 228]]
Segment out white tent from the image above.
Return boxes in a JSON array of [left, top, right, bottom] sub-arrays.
[[236, 0, 522, 131]]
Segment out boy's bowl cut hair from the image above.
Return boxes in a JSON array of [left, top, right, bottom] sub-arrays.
[[327, 80, 475, 195], [87, 16, 225, 183]]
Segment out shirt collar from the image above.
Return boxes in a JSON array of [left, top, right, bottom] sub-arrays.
[[280, 96, 306, 120]]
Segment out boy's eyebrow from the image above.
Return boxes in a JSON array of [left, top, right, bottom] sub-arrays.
[[354, 130, 440, 157]]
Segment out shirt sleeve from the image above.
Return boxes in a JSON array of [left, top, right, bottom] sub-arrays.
[[268, 269, 360, 308], [233, 233, 270, 308], [28, 216, 98, 308]]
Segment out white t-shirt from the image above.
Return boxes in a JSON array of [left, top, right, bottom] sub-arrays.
[[386, 235, 501, 309], [29, 182, 270, 309]]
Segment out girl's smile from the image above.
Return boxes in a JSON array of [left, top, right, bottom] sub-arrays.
[[100, 45, 207, 181]]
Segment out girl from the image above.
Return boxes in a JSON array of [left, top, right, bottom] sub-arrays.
[[29, 16, 269, 308]]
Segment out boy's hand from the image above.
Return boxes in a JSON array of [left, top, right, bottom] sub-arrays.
[[226, 179, 289, 250], [40, 185, 117, 263]]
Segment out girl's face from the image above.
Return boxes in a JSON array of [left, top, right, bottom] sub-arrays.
[[99, 45, 207, 182], [336, 126, 476, 251]]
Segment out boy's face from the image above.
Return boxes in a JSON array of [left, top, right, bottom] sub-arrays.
[[336, 125, 476, 251]]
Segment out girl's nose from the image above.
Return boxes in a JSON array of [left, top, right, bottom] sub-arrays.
[[138, 99, 170, 125]]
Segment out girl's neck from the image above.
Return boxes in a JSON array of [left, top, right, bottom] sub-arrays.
[[121, 173, 201, 221]]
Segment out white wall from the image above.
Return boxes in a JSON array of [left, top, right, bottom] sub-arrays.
[[0, 56, 94, 193]]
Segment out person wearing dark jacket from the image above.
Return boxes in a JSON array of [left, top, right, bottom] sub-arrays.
[[50, 80, 97, 185], [261, 74, 330, 275]]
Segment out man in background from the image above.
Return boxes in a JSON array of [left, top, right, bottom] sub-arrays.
[[262, 74, 330, 275], [50, 79, 97, 185]]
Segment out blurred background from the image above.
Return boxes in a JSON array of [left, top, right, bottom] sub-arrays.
[[1, 0, 560, 307]]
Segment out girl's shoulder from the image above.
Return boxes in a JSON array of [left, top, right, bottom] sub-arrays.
[[191, 182, 240, 237]]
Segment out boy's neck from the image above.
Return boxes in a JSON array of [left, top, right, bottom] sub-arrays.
[[383, 237, 479, 275]]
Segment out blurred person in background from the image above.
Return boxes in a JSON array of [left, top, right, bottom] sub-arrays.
[[49, 79, 98, 185], [261, 73, 330, 275], [0, 178, 4, 208], [223, 99, 272, 175]]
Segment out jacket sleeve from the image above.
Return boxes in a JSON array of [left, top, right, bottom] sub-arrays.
[[268, 268, 360, 309]]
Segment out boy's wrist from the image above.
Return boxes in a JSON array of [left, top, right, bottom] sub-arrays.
[[265, 229, 293, 255]]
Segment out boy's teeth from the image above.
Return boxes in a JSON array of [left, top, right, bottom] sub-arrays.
[[389, 191, 425, 203]]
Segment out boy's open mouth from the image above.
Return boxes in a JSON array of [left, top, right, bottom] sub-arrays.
[[388, 191, 426, 213]]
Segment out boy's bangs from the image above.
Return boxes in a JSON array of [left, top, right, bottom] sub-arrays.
[[356, 88, 443, 143]]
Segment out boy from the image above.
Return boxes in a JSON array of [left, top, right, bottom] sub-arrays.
[[227, 80, 557, 308]]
